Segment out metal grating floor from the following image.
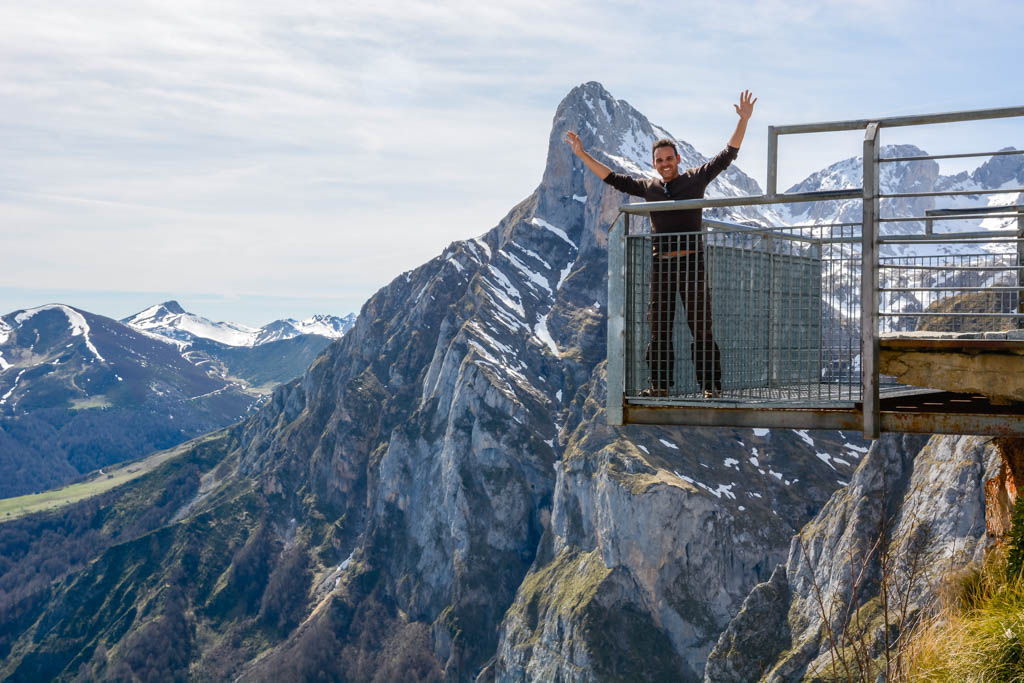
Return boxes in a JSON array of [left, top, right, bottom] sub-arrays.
[[625, 381, 921, 408]]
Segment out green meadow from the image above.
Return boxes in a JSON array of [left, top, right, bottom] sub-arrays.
[[0, 435, 214, 521]]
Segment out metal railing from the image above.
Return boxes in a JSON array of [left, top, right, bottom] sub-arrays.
[[621, 219, 861, 403], [879, 210, 1024, 334], [607, 105, 1024, 437]]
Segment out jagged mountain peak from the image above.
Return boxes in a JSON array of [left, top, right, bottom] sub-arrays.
[[121, 301, 354, 347], [553, 81, 709, 179], [972, 146, 1024, 187], [537, 82, 763, 265], [122, 302, 257, 347], [783, 142, 1022, 235], [159, 300, 186, 315], [786, 143, 932, 194], [126, 300, 186, 322], [784, 143, 939, 226], [252, 313, 356, 345]]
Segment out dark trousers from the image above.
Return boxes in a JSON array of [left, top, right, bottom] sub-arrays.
[[647, 235, 722, 392]]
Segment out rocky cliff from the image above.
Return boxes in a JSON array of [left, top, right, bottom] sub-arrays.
[[491, 372, 860, 681], [3, 82, 1018, 682], [705, 433, 1001, 681]]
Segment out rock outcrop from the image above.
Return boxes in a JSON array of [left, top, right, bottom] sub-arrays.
[[494, 370, 859, 681], [705, 433, 1001, 681]]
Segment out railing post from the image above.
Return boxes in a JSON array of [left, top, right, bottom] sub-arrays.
[[766, 234, 775, 387], [767, 126, 779, 197], [607, 213, 626, 426], [861, 122, 881, 439], [1018, 208, 1024, 329]]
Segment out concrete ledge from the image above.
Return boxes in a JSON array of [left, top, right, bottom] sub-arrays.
[[880, 343, 1024, 404], [881, 329, 1024, 341]]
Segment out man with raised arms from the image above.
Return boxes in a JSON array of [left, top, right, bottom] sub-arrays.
[[565, 90, 757, 398]]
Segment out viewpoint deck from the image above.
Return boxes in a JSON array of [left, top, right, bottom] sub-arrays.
[[606, 105, 1024, 438]]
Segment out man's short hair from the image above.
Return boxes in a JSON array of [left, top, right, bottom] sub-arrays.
[[651, 138, 678, 158]]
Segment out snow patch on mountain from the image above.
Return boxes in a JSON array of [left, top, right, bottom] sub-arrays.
[[0, 369, 26, 406], [484, 266, 526, 318], [14, 304, 106, 363], [502, 249, 553, 294], [530, 217, 576, 248], [125, 302, 259, 346], [534, 313, 559, 356]]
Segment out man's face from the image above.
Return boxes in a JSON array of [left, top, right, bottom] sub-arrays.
[[652, 145, 681, 182]]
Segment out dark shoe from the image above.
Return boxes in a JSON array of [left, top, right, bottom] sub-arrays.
[[639, 387, 669, 398]]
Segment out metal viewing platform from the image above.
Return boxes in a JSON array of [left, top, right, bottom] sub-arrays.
[[606, 105, 1024, 438]]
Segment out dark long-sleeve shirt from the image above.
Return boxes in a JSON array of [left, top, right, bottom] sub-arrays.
[[603, 145, 738, 233]]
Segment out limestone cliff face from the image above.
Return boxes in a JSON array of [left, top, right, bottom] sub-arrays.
[[229, 82, 859, 680], [493, 370, 861, 682], [705, 433, 1000, 681], [0, 82, 868, 681]]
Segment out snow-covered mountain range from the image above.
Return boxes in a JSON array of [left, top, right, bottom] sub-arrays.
[[0, 304, 259, 496], [777, 144, 1022, 331], [783, 142, 1022, 243], [121, 300, 356, 347], [0, 300, 356, 497]]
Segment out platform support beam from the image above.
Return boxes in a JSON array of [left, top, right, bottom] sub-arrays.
[[862, 122, 881, 439]]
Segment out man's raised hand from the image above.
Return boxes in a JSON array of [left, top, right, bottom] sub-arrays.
[[564, 130, 613, 180], [734, 90, 757, 121], [564, 130, 584, 157]]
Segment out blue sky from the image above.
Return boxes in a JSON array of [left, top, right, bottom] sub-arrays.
[[2, 0, 1022, 325]]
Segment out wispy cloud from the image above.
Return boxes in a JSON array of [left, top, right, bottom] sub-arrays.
[[2, 1, 1022, 321]]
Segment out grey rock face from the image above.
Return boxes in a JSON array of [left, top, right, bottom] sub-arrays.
[[785, 144, 939, 228], [10, 81, 1002, 682], [492, 365, 862, 682], [971, 146, 1024, 187], [705, 564, 791, 682], [235, 81, 859, 679], [705, 433, 1000, 681]]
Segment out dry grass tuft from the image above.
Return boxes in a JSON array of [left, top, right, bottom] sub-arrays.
[[902, 549, 1024, 681]]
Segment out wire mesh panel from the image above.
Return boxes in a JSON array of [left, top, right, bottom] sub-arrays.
[[818, 225, 864, 401], [767, 246, 823, 388], [879, 251, 1023, 333], [624, 223, 862, 405], [707, 241, 771, 391]]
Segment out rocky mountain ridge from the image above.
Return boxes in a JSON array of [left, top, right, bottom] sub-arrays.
[[0, 302, 340, 498], [0, 81, 1018, 681], [784, 143, 1023, 247], [122, 300, 356, 347]]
